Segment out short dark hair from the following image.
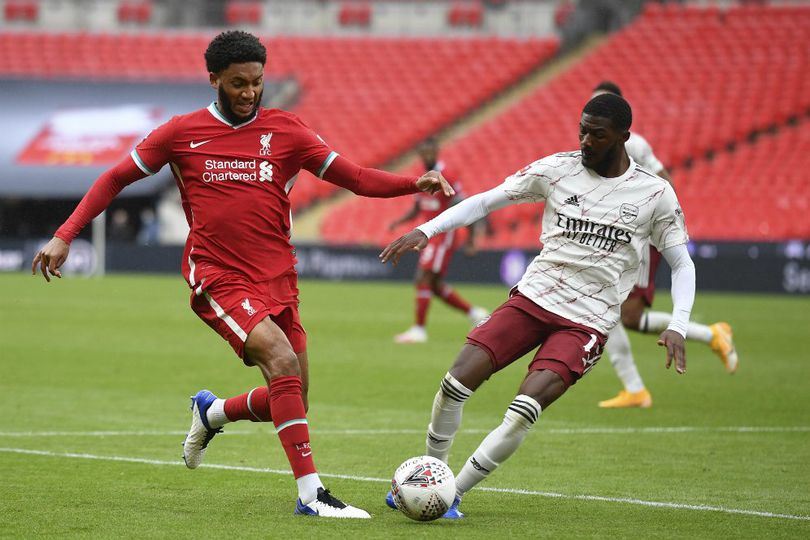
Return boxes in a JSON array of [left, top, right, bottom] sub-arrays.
[[205, 31, 267, 74], [582, 93, 632, 131], [593, 80, 623, 97]]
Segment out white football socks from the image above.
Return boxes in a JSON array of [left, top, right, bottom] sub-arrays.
[[297, 473, 324, 505], [640, 311, 713, 342], [425, 373, 472, 464], [205, 399, 229, 429], [455, 395, 541, 498], [606, 324, 645, 393]]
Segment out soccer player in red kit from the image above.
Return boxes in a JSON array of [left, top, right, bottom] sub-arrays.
[[31, 31, 453, 519], [388, 137, 489, 343]]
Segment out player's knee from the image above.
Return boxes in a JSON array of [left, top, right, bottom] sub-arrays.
[[621, 310, 642, 329], [245, 342, 300, 378], [449, 344, 493, 392]]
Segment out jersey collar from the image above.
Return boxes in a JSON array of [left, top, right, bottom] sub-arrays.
[[585, 156, 638, 182], [207, 102, 259, 129]]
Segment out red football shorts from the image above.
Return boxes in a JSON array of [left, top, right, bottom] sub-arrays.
[[626, 246, 662, 307], [466, 292, 606, 388], [418, 231, 458, 276], [190, 268, 306, 361]]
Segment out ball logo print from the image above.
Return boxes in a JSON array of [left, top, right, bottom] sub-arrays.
[[391, 456, 455, 521]]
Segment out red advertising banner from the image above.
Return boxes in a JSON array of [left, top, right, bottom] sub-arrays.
[[16, 105, 161, 166]]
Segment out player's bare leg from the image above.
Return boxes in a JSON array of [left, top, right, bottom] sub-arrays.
[[627, 298, 738, 374], [599, 296, 652, 408]]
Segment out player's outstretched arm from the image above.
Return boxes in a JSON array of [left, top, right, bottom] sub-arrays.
[[380, 184, 516, 264], [31, 156, 147, 282], [656, 243, 696, 374], [321, 156, 453, 198], [379, 229, 429, 265]]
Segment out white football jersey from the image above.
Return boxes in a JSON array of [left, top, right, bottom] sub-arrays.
[[625, 132, 664, 175], [504, 151, 688, 335]]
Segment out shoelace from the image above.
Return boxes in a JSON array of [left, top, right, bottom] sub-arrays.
[[201, 428, 222, 449], [317, 488, 347, 509]]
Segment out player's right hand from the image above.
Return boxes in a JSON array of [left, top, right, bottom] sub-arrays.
[[31, 237, 70, 282], [416, 171, 455, 197], [379, 229, 428, 266]]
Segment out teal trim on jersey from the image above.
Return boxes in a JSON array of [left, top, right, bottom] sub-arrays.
[[317, 151, 339, 179], [207, 102, 233, 127], [130, 150, 155, 176], [206, 101, 259, 129]]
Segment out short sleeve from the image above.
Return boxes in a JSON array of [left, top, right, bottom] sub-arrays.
[[650, 183, 689, 251], [130, 116, 177, 176], [290, 116, 337, 178], [500, 156, 557, 203]]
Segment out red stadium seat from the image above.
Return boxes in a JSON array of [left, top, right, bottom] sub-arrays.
[[338, 3, 372, 27], [4, 0, 38, 22], [117, 1, 152, 24], [448, 2, 483, 28], [225, 1, 262, 26]]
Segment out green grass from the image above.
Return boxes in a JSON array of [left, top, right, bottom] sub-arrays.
[[1, 273, 809, 538]]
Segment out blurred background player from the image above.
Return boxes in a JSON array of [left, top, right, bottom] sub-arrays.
[[388, 137, 489, 344], [30, 30, 454, 519], [380, 93, 695, 517], [591, 81, 738, 409]]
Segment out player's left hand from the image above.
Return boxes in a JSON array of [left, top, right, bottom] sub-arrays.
[[658, 329, 686, 374], [379, 229, 429, 265], [463, 242, 477, 257], [416, 171, 455, 197]]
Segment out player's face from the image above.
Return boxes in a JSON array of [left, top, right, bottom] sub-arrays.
[[418, 143, 438, 169], [579, 113, 625, 170], [210, 62, 264, 123]]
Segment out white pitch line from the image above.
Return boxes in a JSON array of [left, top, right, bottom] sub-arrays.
[[1, 447, 808, 522], [0, 426, 808, 437]]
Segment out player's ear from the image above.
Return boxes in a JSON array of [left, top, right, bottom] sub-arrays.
[[621, 130, 630, 143], [209, 72, 219, 89]]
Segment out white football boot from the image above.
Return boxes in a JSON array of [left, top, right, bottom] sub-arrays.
[[295, 488, 370, 518]]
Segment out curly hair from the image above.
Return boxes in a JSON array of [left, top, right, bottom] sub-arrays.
[[204, 31, 267, 74], [583, 93, 632, 132], [592, 80, 623, 97]]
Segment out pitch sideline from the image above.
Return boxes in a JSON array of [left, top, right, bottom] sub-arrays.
[[1, 446, 808, 522]]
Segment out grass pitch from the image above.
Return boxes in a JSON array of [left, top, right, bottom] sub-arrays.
[[1, 272, 809, 538]]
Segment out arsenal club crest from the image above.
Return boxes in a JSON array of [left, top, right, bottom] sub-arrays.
[[620, 203, 639, 224]]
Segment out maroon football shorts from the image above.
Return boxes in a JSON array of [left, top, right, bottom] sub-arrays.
[[466, 292, 606, 388], [418, 232, 458, 276], [626, 246, 663, 307], [190, 268, 306, 361]]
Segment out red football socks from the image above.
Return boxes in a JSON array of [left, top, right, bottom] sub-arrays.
[[416, 284, 432, 326], [439, 285, 471, 312], [270, 376, 317, 478], [224, 386, 272, 422]]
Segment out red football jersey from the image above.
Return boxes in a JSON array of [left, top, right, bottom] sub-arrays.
[[131, 103, 336, 285], [415, 161, 462, 222]]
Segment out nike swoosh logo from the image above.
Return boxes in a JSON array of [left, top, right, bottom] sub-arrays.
[[190, 140, 212, 148], [302, 451, 312, 457]]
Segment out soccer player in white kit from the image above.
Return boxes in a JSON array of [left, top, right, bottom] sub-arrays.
[[591, 82, 738, 410], [380, 93, 696, 517]]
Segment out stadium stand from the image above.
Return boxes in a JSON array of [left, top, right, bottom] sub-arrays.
[[321, 3, 810, 246], [224, 1, 262, 26], [0, 32, 557, 211], [4, 0, 38, 23]]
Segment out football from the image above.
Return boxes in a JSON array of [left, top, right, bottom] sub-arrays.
[[391, 456, 456, 521]]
